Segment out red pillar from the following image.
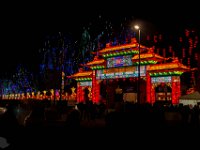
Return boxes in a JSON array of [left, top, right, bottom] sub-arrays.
[[77, 82, 81, 103], [92, 70, 97, 103], [146, 73, 151, 103], [77, 82, 84, 103], [172, 80, 176, 104], [91, 70, 100, 104], [176, 79, 181, 104], [80, 87, 84, 102], [95, 81, 100, 103], [151, 84, 155, 104], [172, 76, 180, 104]]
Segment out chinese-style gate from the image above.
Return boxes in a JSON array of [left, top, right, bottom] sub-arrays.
[[70, 38, 190, 105]]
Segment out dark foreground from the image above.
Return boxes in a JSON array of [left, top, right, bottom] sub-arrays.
[[1, 100, 200, 149], [1, 125, 200, 149]]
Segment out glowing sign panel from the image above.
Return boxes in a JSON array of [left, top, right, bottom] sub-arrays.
[[151, 76, 171, 83], [96, 66, 146, 79], [79, 81, 92, 86], [107, 55, 132, 68]]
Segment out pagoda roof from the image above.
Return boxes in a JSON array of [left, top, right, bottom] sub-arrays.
[[98, 38, 146, 54], [132, 51, 165, 62], [86, 56, 105, 66], [70, 70, 92, 78], [148, 61, 190, 72]]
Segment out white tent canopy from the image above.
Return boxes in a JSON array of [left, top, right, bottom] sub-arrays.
[[179, 91, 200, 106]]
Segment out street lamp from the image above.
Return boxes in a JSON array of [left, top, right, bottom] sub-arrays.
[[134, 25, 141, 104]]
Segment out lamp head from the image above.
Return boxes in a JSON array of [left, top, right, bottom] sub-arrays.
[[134, 25, 140, 30]]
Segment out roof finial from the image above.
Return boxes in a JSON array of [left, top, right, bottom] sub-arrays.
[[172, 57, 179, 63], [148, 47, 154, 53], [131, 37, 137, 43]]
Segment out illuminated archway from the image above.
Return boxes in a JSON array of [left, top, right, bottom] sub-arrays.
[[154, 83, 172, 101]]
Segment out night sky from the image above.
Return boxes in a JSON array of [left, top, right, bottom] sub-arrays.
[[0, 2, 199, 77]]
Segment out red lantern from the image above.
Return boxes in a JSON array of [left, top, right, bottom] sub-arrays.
[[179, 37, 183, 42], [185, 29, 189, 37], [103, 80, 106, 85], [195, 53, 198, 60], [161, 83, 165, 87], [156, 48, 160, 54], [159, 34, 162, 41], [154, 35, 157, 43], [169, 46, 172, 53], [189, 47, 193, 56], [187, 58, 190, 65], [163, 48, 166, 58], [109, 79, 113, 83], [182, 48, 185, 58], [172, 51, 175, 58], [146, 35, 150, 41]]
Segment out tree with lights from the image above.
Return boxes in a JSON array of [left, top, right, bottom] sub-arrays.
[[38, 32, 79, 101], [13, 64, 37, 94], [79, 28, 91, 62]]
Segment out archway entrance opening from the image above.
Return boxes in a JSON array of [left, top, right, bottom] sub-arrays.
[[155, 83, 172, 104]]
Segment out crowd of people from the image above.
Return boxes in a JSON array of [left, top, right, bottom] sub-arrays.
[[0, 99, 200, 148], [0, 100, 200, 130]]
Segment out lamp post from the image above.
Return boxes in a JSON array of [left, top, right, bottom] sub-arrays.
[[134, 25, 141, 104]]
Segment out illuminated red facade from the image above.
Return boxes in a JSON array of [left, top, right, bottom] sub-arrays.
[[70, 38, 190, 105]]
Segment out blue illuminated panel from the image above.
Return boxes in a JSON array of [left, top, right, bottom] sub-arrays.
[[107, 55, 133, 68], [79, 81, 92, 86], [96, 66, 146, 79], [151, 76, 172, 83]]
